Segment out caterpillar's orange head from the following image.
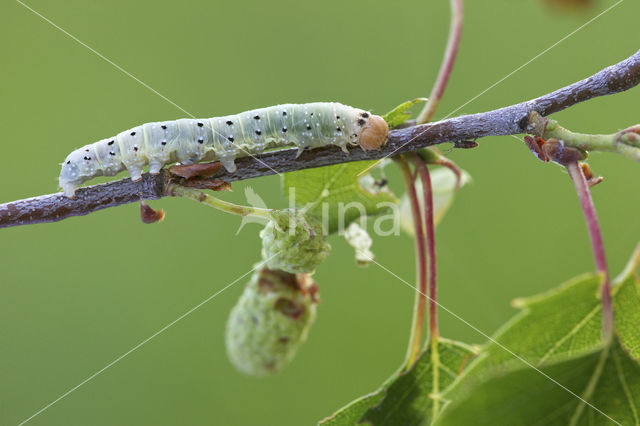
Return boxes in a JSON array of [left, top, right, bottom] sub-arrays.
[[359, 114, 388, 151]]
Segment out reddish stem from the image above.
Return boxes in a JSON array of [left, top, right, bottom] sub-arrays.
[[566, 162, 613, 339], [411, 155, 439, 339], [397, 158, 428, 366], [417, 0, 464, 124], [428, 149, 464, 190]]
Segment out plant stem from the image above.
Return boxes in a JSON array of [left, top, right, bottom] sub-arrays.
[[430, 335, 441, 418], [411, 155, 439, 340], [167, 184, 274, 219], [397, 157, 428, 368], [566, 162, 613, 340], [410, 153, 442, 417], [416, 0, 463, 124]]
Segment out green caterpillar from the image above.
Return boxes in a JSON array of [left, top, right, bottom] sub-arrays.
[[59, 102, 389, 197], [225, 267, 319, 376]]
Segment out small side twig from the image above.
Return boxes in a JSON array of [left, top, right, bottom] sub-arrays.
[[167, 184, 273, 219], [526, 111, 640, 162]]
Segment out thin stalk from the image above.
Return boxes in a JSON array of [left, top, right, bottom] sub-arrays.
[[167, 184, 273, 219], [566, 162, 613, 339], [397, 157, 428, 368], [416, 0, 464, 124], [411, 154, 439, 339], [435, 156, 464, 190], [429, 336, 441, 418], [411, 153, 441, 418]]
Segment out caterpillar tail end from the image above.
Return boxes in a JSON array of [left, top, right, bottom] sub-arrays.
[[359, 115, 389, 151]]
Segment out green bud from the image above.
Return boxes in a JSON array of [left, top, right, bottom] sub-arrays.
[[225, 267, 319, 376], [260, 210, 331, 274]]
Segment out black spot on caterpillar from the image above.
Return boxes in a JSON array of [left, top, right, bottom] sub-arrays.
[[59, 102, 389, 197]]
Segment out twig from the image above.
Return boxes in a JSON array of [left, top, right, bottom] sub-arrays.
[[417, 0, 464, 124], [1, 50, 639, 229], [527, 111, 640, 163]]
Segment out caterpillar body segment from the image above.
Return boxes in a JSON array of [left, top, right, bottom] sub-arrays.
[[59, 102, 389, 197]]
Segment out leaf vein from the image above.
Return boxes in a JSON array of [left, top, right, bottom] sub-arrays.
[[538, 304, 601, 365], [613, 346, 640, 425]]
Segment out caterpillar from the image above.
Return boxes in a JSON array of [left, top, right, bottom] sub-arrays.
[[59, 102, 389, 197]]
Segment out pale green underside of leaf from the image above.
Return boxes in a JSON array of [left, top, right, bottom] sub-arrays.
[[283, 162, 397, 234], [320, 339, 476, 426], [435, 273, 640, 426]]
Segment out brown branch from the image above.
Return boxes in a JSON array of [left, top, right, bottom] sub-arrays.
[[1, 49, 639, 229]]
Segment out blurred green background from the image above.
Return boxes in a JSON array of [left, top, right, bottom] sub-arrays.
[[1, 0, 639, 424]]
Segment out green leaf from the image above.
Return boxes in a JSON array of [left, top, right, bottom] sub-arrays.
[[486, 273, 604, 368], [318, 392, 384, 426], [435, 272, 640, 426], [383, 98, 428, 129], [321, 339, 476, 426], [436, 340, 640, 426], [283, 162, 397, 234], [614, 275, 640, 361]]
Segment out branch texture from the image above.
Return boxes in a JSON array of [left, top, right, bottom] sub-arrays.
[[1, 50, 639, 229]]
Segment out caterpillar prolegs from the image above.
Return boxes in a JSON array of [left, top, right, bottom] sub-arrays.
[[59, 102, 389, 197]]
